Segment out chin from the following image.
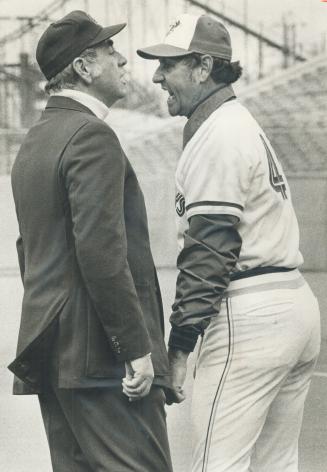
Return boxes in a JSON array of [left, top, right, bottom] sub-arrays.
[[167, 105, 180, 117], [113, 90, 127, 104], [118, 87, 127, 98]]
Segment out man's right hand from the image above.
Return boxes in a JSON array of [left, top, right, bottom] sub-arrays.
[[122, 353, 154, 401]]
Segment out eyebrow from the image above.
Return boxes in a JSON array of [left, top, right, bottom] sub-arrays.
[[160, 58, 177, 66]]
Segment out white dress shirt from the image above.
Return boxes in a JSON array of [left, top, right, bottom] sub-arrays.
[[53, 89, 110, 121]]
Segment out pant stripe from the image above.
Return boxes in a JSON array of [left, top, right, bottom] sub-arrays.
[[201, 299, 235, 472]]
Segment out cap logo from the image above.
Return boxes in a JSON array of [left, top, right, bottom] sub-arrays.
[[167, 19, 181, 36]]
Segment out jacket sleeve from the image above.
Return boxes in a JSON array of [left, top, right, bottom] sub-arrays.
[[169, 214, 242, 352], [16, 235, 25, 284], [61, 120, 151, 362]]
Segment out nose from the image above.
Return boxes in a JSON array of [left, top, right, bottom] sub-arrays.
[[152, 65, 164, 84]]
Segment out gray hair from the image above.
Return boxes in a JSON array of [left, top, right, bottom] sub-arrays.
[[44, 47, 98, 94]]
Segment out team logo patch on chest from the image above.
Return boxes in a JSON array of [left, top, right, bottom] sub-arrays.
[[175, 193, 185, 217]]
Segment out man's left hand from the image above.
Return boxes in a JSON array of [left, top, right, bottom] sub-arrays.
[[166, 348, 189, 405]]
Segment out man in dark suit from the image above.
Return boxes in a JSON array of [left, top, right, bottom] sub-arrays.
[[9, 10, 173, 472]]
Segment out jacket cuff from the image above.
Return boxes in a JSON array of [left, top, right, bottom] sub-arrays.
[[168, 325, 200, 352], [109, 334, 152, 362]]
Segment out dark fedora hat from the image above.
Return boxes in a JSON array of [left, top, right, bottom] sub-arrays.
[[36, 10, 126, 80]]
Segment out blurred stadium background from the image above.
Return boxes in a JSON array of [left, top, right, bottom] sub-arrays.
[[0, 0, 326, 471], [0, 0, 327, 268]]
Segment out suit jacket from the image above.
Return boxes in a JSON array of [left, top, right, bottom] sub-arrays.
[[9, 96, 169, 394]]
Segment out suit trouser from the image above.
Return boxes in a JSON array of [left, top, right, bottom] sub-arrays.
[[191, 270, 321, 472], [38, 383, 173, 472]]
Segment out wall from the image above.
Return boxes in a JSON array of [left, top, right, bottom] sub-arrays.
[[289, 176, 327, 271]]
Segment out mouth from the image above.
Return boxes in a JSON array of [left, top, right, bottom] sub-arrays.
[[120, 71, 128, 86], [163, 87, 176, 105]]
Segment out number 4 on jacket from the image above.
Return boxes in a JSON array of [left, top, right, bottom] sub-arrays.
[[260, 134, 288, 200]]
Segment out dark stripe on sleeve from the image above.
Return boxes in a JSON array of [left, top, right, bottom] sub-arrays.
[[186, 201, 244, 212], [168, 325, 201, 352]]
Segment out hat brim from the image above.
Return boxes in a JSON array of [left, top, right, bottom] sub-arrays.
[[137, 44, 193, 60], [89, 23, 126, 47]]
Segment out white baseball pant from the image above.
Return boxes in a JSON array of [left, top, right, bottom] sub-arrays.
[[191, 269, 321, 472]]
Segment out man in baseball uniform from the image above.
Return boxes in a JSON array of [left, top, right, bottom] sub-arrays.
[[138, 14, 321, 472]]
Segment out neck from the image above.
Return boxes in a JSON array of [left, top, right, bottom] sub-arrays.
[[187, 83, 227, 118], [74, 84, 117, 109], [183, 83, 235, 149]]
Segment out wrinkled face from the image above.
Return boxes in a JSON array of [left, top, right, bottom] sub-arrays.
[[152, 57, 201, 117], [89, 41, 128, 107]]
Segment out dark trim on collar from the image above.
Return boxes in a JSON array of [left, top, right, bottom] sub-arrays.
[[183, 84, 236, 149], [45, 95, 96, 116]]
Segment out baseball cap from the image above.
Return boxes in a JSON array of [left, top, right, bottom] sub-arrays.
[[36, 10, 126, 80], [137, 14, 232, 61]]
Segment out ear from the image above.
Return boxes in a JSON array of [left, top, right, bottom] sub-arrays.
[[72, 57, 93, 85], [199, 55, 214, 83]]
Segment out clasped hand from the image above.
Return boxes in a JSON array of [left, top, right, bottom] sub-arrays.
[[122, 353, 154, 402]]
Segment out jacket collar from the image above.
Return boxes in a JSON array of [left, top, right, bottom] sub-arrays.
[[45, 95, 96, 116], [53, 89, 110, 120], [183, 84, 235, 149]]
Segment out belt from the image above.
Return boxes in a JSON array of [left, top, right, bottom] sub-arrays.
[[230, 266, 295, 282]]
